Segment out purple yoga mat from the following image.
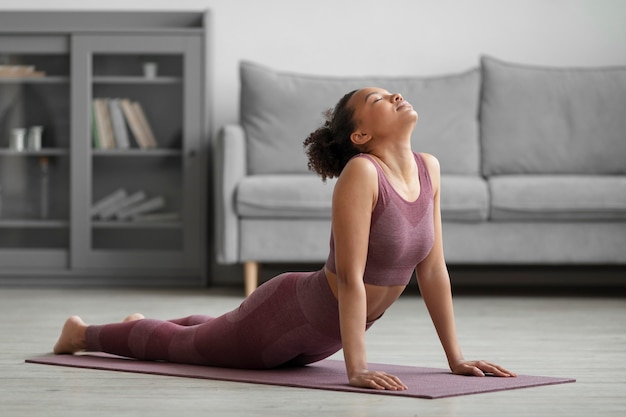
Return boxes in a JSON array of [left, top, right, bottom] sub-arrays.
[[26, 353, 575, 399]]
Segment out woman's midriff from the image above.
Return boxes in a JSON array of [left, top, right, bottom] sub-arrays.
[[323, 266, 406, 323]]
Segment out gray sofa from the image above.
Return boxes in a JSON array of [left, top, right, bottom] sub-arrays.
[[214, 56, 626, 295]]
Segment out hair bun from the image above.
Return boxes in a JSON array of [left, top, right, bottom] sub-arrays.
[[303, 90, 359, 181]]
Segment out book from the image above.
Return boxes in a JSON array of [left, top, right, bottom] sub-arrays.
[[115, 196, 165, 220], [91, 102, 100, 149], [101, 98, 116, 149], [132, 101, 158, 148], [99, 190, 147, 220], [119, 98, 151, 149], [91, 188, 127, 218], [92, 99, 105, 149], [93, 99, 116, 149], [93, 97, 157, 150], [108, 99, 130, 149], [0, 65, 45, 78]]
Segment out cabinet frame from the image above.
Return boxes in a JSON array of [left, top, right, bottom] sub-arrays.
[[0, 11, 209, 286]]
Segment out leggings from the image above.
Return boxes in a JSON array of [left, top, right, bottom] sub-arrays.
[[86, 269, 371, 369]]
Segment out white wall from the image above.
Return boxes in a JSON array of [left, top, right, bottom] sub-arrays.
[[2, 0, 625, 133]]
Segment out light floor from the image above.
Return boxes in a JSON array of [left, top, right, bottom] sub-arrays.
[[1, 286, 625, 417]]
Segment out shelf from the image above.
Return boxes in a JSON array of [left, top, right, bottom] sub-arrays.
[[0, 76, 69, 84], [92, 149, 182, 157], [0, 219, 69, 228], [93, 76, 181, 84], [92, 220, 182, 229], [0, 148, 69, 156]]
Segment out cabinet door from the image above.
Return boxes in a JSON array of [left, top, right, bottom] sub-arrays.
[[0, 35, 71, 270], [71, 35, 204, 277]]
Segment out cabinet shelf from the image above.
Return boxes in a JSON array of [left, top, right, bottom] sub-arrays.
[[0, 219, 69, 228], [92, 149, 182, 157], [93, 76, 181, 84], [92, 220, 181, 229], [0, 148, 69, 156], [0, 76, 70, 84]]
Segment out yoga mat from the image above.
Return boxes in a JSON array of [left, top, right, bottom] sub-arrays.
[[26, 353, 575, 399]]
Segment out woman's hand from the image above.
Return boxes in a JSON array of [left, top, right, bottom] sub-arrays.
[[349, 369, 408, 391], [451, 360, 517, 377]]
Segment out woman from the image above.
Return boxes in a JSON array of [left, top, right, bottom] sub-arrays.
[[54, 87, 515, 391]]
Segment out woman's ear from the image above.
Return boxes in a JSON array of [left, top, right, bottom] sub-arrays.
[[350, 131, 371, 146]]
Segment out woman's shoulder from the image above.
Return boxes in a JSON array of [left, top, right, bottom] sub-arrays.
[[416, 152, 439, 174], [333, 153, 379, 210], [343, 153, 380, 177], [416, 152, 441, 191], [335, 154, 379, 191], [416, 152, 439, 169]]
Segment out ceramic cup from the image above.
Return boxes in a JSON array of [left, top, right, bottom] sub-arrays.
[[143, 62, 158, 79], [10, 128, 26, 151]]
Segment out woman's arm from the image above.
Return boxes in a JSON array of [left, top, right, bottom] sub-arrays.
[[416, 154, 515, 377], [332, 158, 407, 390], [333, 158, 374, 378], [415, 154, 464, 368]]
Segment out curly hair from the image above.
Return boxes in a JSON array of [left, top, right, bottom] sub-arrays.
[[303, 90, 360, 181]]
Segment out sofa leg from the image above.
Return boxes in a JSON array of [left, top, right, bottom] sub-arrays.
[[244, 261, 259, 297]]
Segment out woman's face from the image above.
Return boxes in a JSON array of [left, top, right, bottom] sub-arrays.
[[348, 87, 418, 142]]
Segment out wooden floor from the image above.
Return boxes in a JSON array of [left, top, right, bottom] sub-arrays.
[[1, 286, 625, 417]]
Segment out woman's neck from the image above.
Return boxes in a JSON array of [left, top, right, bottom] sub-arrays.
[[367, 140, 416, 183], [369, 133, 413, 163]]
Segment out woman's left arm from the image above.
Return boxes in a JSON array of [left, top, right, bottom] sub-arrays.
[[415, 154, 516, 378]]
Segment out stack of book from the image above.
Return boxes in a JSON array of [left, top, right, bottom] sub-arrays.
[[0, 65, 46, 78], [92, 98, 158, 150], [91, 188, 180, 222]]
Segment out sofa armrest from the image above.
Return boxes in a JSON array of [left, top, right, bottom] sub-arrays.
[[214, 124, 247, 264]]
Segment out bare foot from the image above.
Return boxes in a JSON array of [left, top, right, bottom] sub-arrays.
[[53, 316, 88, 354], [123, 313, 145, 322]]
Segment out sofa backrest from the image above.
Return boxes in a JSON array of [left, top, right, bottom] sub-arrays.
[[481, 56, 626, 176], [240, 61, 481, 176]]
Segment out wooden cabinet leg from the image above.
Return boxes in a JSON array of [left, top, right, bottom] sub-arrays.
[[244, 261, 259, 297]]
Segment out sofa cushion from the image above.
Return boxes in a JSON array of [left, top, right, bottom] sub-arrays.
[[481, 56, 626, 176], [236, 173, 490, 222], [440, 175, 489, 221], [236, 175, 335, 218], [240, 61, 481, 176], [489, 175, 626, 221]]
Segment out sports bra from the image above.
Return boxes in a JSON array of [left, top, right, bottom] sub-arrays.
[[324, 152, 435, 286]]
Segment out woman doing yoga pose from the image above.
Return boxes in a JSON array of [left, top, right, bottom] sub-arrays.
[[54, 87, 515, 391]]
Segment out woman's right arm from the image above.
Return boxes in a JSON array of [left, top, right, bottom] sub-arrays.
[[332, 158, 407, 391]]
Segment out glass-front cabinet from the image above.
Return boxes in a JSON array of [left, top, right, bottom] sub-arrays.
[[0, 12, 208, 285], [0, 35, 71, 270]]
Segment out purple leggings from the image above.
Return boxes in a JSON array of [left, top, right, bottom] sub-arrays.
[[86, 269, 363, 369]]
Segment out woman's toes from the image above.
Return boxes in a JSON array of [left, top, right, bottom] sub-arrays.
[[123, 313, 145, 322]]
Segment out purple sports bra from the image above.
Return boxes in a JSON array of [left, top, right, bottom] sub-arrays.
[[325, 152, 435, 286]]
